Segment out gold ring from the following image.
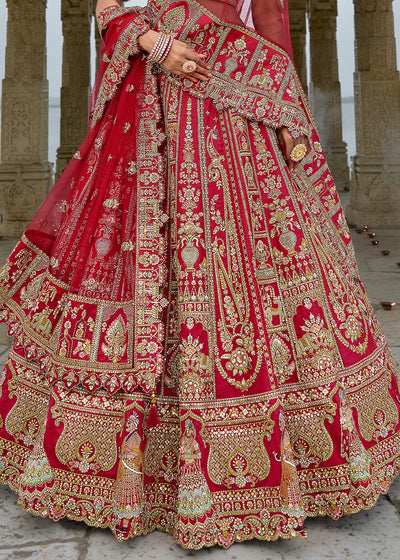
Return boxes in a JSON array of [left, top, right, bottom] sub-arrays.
[[290, 143, 307, 163], [182, 60, 197, 73]]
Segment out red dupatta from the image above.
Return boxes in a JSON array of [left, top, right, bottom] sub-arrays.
[[195, 0, 294, 58], [238, 0, 293, 59], [0, 7, 169, 396]]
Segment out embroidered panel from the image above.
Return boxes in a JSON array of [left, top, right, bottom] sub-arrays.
[[0, 0, 400, 551]]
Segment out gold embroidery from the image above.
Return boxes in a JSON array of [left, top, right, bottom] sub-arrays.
[[346, 371, 399, 442], [52, 387, 123, 474], [201, 404, 277, 487], [92, 17, 151, 127], [5, 358, 49, 449]]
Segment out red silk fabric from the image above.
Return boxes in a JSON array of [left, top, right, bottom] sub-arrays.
[[0, 0, 400, 550]]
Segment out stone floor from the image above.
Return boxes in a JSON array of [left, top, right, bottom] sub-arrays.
[[0, 197, 400, 559]]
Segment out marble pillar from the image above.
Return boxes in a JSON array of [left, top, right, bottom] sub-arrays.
[[308, 0, 350, 191], [0, 0, 52, 238], [55, 0, 92, 180], [288, 0, 308, 94], [347, 0, 400, 227]]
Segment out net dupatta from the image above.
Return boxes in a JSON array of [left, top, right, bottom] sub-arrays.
[[237, 0, 294, 59], [195, 0, 294, 59]]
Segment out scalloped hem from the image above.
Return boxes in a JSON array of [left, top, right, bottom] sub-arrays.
[[1, 469, 399, 550]]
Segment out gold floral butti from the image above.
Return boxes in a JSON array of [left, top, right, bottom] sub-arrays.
[[1, 0, 400, 552]]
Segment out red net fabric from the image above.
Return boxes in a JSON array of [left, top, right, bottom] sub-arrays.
[[196, 0, 294, 58], [1, 10, 168, 395]]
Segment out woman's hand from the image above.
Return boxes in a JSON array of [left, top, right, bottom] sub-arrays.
[[138, 31, 212, 84], [161, 39, 212, 83], [277, 126, 310, 174]]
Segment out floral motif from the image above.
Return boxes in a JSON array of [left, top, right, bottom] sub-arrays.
[[0, 0, 399, 552]]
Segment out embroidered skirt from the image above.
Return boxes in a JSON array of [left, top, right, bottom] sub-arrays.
[[0, 0, 400, 549]]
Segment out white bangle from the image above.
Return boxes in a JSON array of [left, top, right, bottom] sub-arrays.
[[148, 33, 172, 63]]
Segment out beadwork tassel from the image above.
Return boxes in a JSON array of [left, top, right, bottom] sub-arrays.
[[146, 392, 160, 429]]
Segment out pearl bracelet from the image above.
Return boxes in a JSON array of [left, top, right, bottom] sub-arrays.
[[158, 36, 173, 63], [148, 33, 173, 64]]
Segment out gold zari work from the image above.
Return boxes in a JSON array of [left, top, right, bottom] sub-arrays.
[[0, 0, 400, 551]]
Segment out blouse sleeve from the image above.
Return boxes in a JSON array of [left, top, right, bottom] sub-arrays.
[[96, 5, 151, 57]]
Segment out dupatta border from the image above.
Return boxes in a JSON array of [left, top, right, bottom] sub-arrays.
[[91, 13, 151, 128], [97, 5, 150, 35], [155, 0, 312, 138]]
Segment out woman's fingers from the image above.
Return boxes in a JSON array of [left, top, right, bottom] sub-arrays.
[[277, 127, 309, 174], [185, 46, 209, 65], [278, 127, 294, 171], [193, 67, 212, 80], [161, 40, 212, 82], [195, 62, 212, 75]]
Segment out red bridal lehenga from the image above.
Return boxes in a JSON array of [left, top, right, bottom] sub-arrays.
[[0, 0, 400, 550]]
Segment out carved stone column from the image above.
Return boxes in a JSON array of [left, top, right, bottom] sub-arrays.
[[347, 0, 400, 226], [55, 0, 92, 179], [0, 0, 52, 237], [91, 0, 102, 74], [308, 0, 350, 191], [288, 0, 308, 93]]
